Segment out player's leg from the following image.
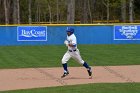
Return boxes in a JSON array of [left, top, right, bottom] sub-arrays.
[[71, 49, 92, 77], [61, 51, 71, 78]]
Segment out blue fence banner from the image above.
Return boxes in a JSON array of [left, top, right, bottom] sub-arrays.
[[17, 26, 47, 41], [114, 25, 140, 40]]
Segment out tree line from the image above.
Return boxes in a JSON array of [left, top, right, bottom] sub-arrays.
[[0, 0, 140, 24]]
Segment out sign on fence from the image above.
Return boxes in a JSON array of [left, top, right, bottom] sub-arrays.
[[17, 26, 47, 41], [114, 25, 140, 40]]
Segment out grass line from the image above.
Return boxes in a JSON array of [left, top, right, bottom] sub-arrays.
[[1, 83, 140, 93]]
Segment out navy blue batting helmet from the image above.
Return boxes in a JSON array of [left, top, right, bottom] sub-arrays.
[[66, 27, 74, 34]]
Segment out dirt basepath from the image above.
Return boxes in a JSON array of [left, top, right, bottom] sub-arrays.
[[0, 65, 140, 91]]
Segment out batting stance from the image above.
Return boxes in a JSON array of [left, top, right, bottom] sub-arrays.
[[61, 27, 92, 78]]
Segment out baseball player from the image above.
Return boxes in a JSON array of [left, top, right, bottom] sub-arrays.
[[61, 27, 92, 78]]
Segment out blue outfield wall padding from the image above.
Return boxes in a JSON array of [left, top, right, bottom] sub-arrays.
[[0, 25, 140, 46], [74, 26, 113, 44]]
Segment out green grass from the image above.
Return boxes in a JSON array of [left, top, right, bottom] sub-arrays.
[[0, 44, 140, 69], [1, 83, 140, 93]]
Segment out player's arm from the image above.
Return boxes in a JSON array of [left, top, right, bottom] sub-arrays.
[[68, 43, 76, 47], [64, 40, 75, 47], [68, 39, 76, 47]]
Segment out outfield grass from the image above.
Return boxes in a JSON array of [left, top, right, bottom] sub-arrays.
[[0, 44, 140, 69], [1, 83, 140, 93]]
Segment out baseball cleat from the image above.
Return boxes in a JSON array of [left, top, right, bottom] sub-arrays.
[[89, 76, 92, 79], [61, 71, 69, 78], [87, 67, 92, 77]]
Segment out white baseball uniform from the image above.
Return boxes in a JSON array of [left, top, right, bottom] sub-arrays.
[[62, 33, 85, 64]]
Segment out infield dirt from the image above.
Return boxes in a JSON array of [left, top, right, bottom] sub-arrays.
[[0, 65, 140, 91]]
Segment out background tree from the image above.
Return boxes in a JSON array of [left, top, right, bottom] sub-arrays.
[[28, 0, 32, 24], [13, 0, 17, 24], [4, 0, 9, 24], [87, 0, 93, 23], [17, 0, 20, 24], [129, 0, 134, 23], [67, 0, 75, 24], [82, 0, 88, 23], [102, 0, 110, 23], [12, 0, 20, 24], [56, 0, 59, 23], [121, 0, 126, 22]]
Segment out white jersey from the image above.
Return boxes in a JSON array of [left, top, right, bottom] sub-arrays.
[[67, 34, 77, 50]]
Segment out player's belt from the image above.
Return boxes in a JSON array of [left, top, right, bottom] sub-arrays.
[[69, 49, 77, 52]]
